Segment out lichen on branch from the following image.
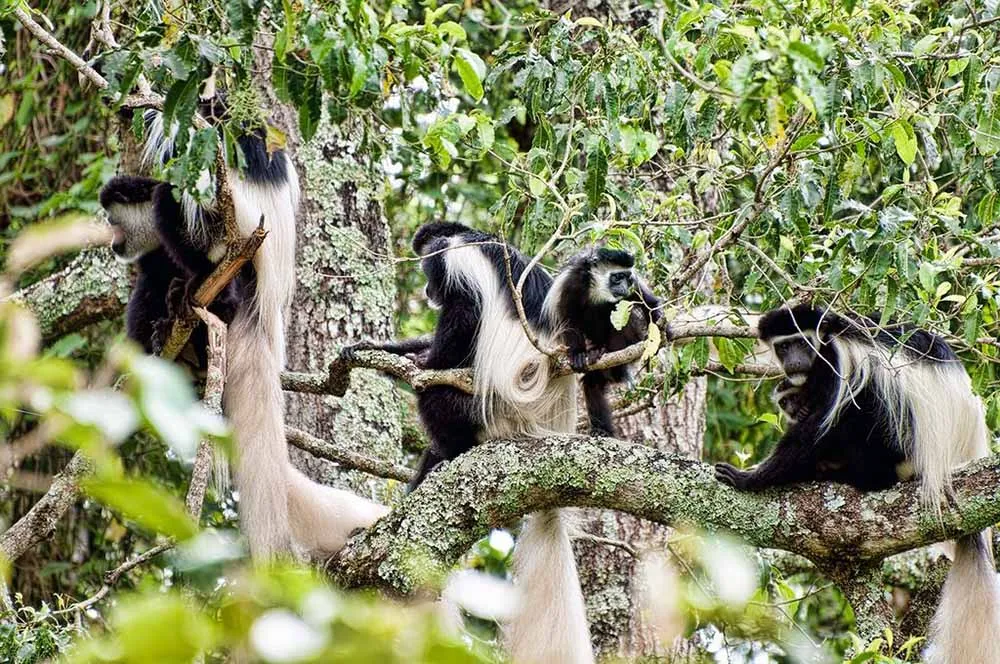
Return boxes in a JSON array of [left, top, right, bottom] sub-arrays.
[[328, 437, 1000, 594]]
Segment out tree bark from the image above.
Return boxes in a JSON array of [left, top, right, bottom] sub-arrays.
[[329, 437, 1000, 592], [267, 105, 403, 498], [575, 377, 708, 660]]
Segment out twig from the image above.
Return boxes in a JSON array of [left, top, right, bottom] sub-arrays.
[[52, 310, 226, 617], [573, 532, 639, 557], [319, 320, 759, 396], [286, 427, 414, 483], [13, 6, 108, 90]]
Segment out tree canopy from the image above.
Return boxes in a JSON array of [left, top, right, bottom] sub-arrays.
[[1, 0, 999, 662]]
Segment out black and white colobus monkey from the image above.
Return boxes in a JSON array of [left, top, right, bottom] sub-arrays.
[[101, 107, 387, 559], [343, 222, 594, 664], [545, 247, 662, 436], [716, 304, 1000, 663]]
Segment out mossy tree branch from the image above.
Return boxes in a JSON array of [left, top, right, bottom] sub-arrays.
[[328, 437, 1000, 598]]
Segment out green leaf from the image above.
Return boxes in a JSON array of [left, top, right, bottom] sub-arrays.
[[973, 107, 1000, 156], [128, 355, 228, 462], [977, 192, 998, 225], [790, 132, 822, 152], [0, 94, 14, 130], [788, 41, 824, 71], [59, 389, 139, 445], [640, 322, 662, 364], [84, 477, 198, 540], [439, 21, 466, 42], [757, 412, 781, 429], [912, 34, 939, 57], [890, 119, 918, 165], [585, 141, 608, 210], [454, 48, 487, 102], [713, 337, 750, 372], [298, 77, 322, 143], [947, 57, 970, 77], [610, 301, 633, 331], [675, 8, 702, 33], [163, 74, 203, 142]]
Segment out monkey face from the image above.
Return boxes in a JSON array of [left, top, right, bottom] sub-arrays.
[[105, 202, 161, 263], [591, 266, 635, 303], [769, 332, 819, 385], [99, 176, 163, 263]]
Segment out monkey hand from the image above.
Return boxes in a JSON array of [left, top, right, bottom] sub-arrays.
[[165, 277, 189, 320], [714, 463, 754, 490], [150, 317, 174, 355], [407, 348, 432, 368], [570, 349, 590, 372], [340, 341, 375, 363]]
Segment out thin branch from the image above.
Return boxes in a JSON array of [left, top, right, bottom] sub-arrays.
[[315, 320, 759, 396], [52, 310, 226, 616], [286, 427, 414, 483], [13, 6, 108, 90]]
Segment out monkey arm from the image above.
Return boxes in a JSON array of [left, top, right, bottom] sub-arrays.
[[340, 336, 434, 361], [562, 327, 592, 372], [151, 184, 218, 278], [715, 419, 823, 490]]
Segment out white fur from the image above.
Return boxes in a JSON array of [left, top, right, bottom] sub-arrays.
[[444, 239, 577, 438], [106, 202, 160, 262], [823, 337, 988, 512], [925, 534, 1000, 664], [143, 110, 384, 560], [819, 332, 999, 662], [221, 162, 382, 560], [505, 510, 594, 664], [587, 264, 630, 304], [441, 239, 591, 662]]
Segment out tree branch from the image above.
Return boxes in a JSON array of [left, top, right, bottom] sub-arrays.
[[319, 320, 759, 396], [6, 249, 128, 343], [286, 427, 414, 483], [328, 437, 1000, 594]]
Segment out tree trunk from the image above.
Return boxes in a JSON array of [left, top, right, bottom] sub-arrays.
[[273, 111, 404, 497], [575, 377, 708, 660]]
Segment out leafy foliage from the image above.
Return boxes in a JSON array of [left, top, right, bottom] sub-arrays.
[[5, 0, 1000, 659]]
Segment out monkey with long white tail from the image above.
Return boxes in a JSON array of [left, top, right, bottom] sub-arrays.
[[101, 106, 387, 560], [543, 246, 662, 436], [716, 304, 1000, 663], [343, 222, 594, 664]]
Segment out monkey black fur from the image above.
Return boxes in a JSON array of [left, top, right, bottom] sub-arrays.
[[546, 247, 662, 436]]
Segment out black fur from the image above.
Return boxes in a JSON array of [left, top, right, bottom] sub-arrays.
[[99, 101, 288, 360], [343, 222, 553, 490], [551, 248, 661, 436], [715, 304, 956, 492], [101, 175, 248, 359]]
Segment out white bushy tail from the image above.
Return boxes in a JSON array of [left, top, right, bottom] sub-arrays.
[[224, 310, 295, 557], [505, 510, 595, 664], [440, 236, 592, 661], [925, 532, 1000, 664]]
